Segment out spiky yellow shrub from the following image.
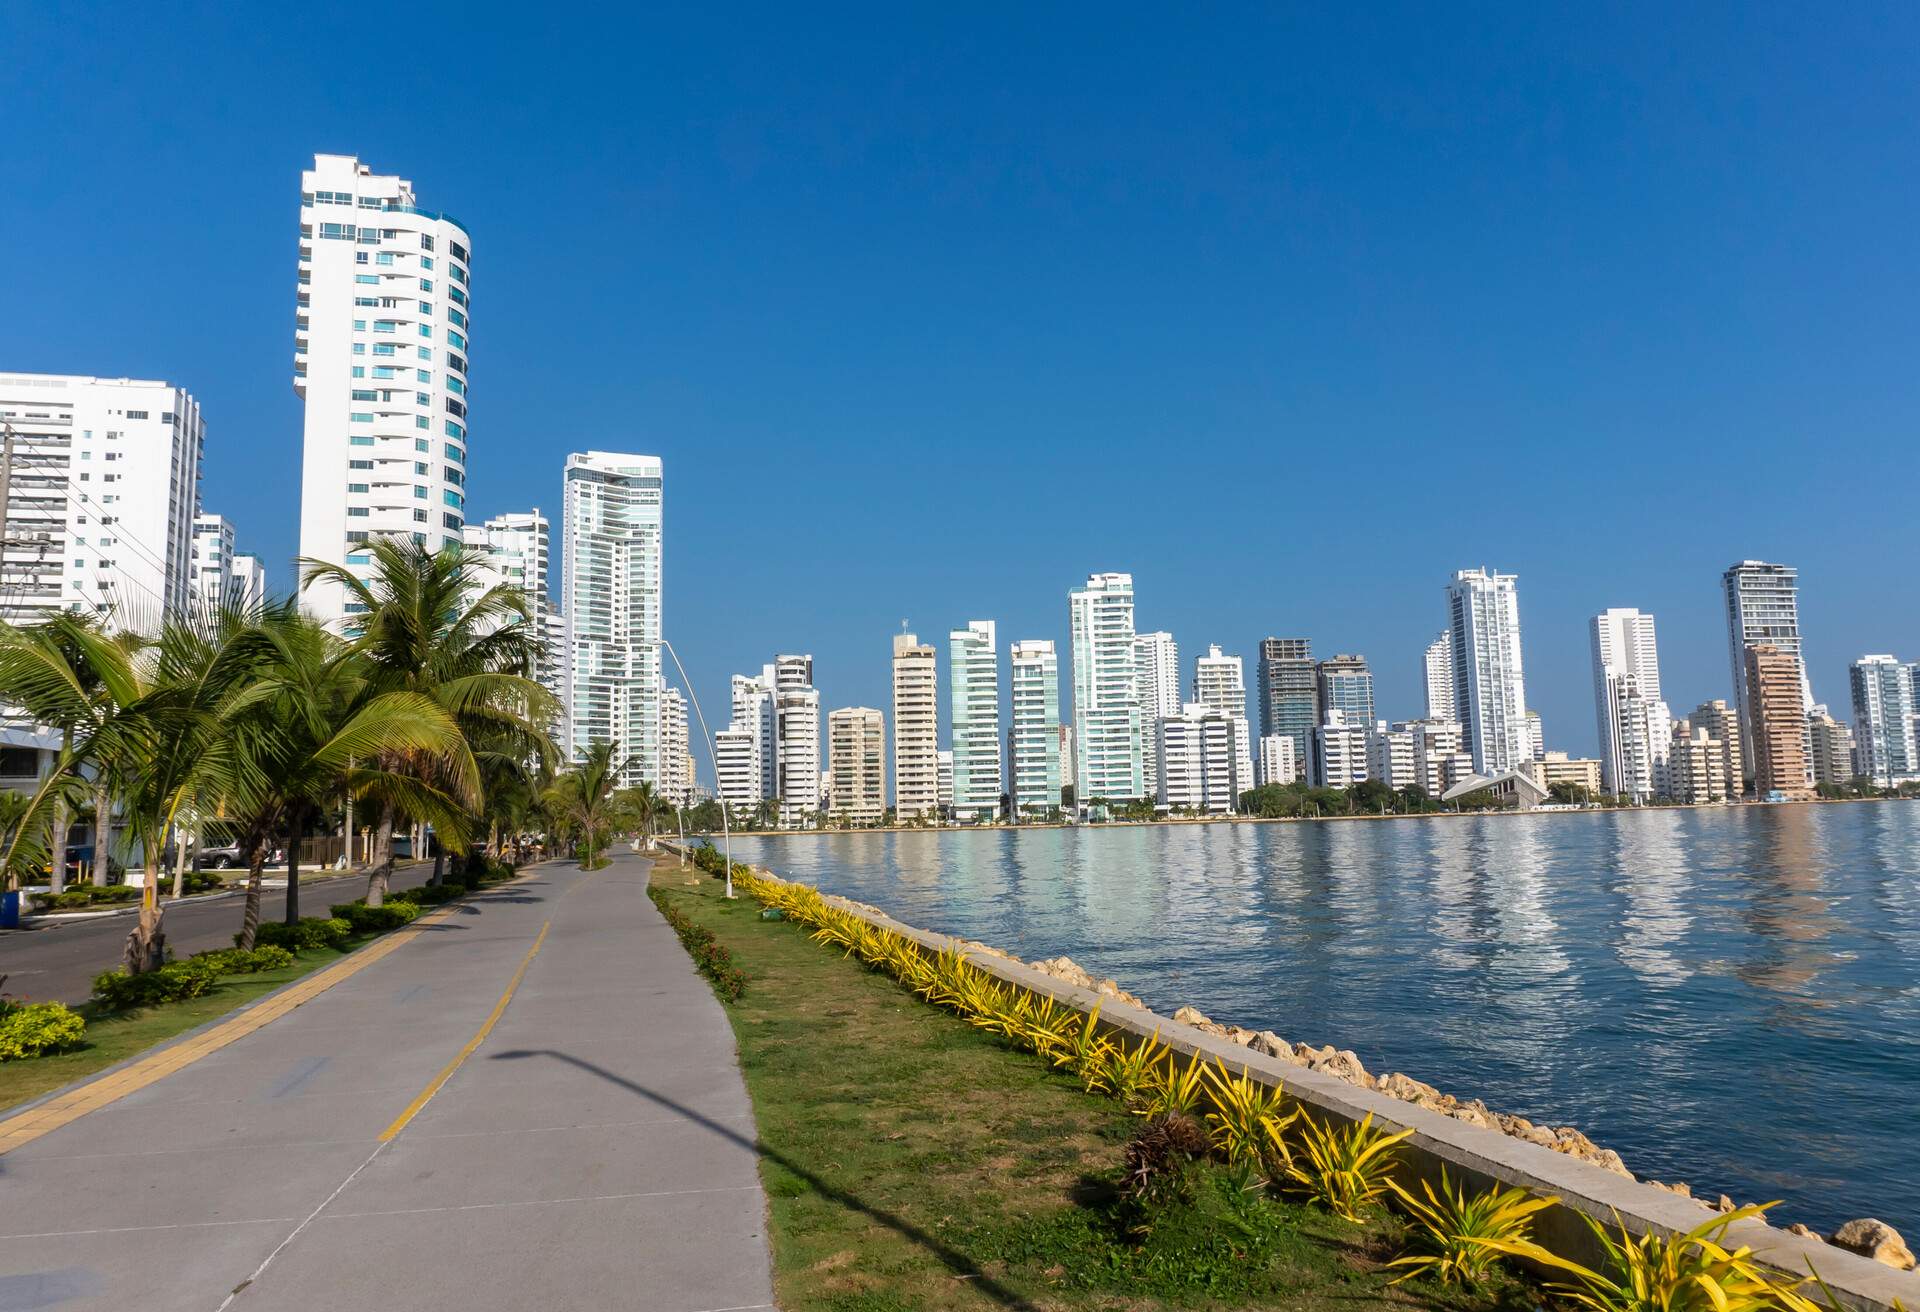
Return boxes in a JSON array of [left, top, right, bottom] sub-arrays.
[[1102, 1031, 1167, 1110], [1286, 1112, 1411, 1220], [1385, 1172, 1557, 1286], [1202, 1060, 1297, 1171], [1141, 1053, 1209, 1118]]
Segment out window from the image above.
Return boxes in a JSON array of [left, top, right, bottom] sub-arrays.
[[420, 256, 434, 270], [127, 410, 148, 420], [446, 353, 467, 374], [421, 235, 435, 252], [351, 366, 365, 378], [415, 485, 428, 498], [442, 489, 463, 508], [346, 552, 371, 566], [413, 461, 428, 475], [352, 319, 366, 331], [415, 438, 429, 452], [347, 507, 370, 517], [445, 443, 465, 462], [346, 531, 370, 543], [355, 274, 380, 285], [450, 241, 468, 262], [415, 416, 429, 430], [377, 252, 395, 266], [416, 346, 431, 361], [445, 420, 464, 439], [371, 367, 397, 379], [449, 286, 467, 307], [344, 602, 370, 614], [444, 466, 463, 486], [447, 330, 466, 351], [447, 308, 466, 329], [413, 510, 428, 524], [351, 389, 376, 401], [416, 370, 431, 384], [350, 436, 374, 447], [418, 278, 433, 292], [373, 343, 396, 357], [78, 472, 89, 481], [355, 251, 369, 264], [418, 301, 432, 314], [374, 320, 396, 333], [352, 343, 365, 355], [414, 390, 429, 404], [443, 513, 464, 531], [445, 399, 465, 418], [350, 412, 374, 422], [446, 377, 465, 397], [349, 459, 374, 470], [347, 482, 369, 493], [418, 324, 433, 339]]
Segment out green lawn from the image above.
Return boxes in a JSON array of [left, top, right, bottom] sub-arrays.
[[653, 868, 1530, 1312], [0, 942, 364, 1112]]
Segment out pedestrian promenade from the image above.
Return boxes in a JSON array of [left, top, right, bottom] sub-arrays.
[[0, 854, 775, 1312]]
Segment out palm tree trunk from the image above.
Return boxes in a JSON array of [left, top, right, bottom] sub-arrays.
[[236, 837, 269, 950], [284, 826, 301, 924], [168, 820, 186, 899], [367, 808, 394, 907], [124, 855, 165, 974], [48, 798, 67, 896], [486, 818, 500, 860], [91, 781, 111, 886]]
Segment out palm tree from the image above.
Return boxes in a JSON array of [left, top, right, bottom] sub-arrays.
[[217, 604, 475, 947], [301, 540, 553, 906], [545, 741, 623, 868]]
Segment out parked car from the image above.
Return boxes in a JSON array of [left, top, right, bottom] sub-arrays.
[[197, 843, 246, 869]]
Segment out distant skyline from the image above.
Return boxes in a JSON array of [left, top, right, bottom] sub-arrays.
[[3, 5, 1917, 756]]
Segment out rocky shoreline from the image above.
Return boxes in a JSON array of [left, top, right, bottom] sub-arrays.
[[987, 942, 1916, 1274]]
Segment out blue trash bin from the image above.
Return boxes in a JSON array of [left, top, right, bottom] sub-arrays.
[[1, 890, 20, 929]]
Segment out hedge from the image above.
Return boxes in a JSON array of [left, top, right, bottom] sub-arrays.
[[0, 1000, 87, 1061], [246, 917, 353, 952], [649, 888, 748, 1002]]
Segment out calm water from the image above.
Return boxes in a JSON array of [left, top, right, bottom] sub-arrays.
[[732, 803, 1920, 1235]]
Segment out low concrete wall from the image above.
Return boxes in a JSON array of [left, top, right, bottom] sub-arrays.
[[734, 863, 1919, 1312]]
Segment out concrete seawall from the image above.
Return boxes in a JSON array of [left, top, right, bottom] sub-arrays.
[[713, 852, 1920, 1312]]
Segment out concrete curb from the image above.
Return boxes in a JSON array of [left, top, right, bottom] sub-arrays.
[[755, 869, 1920, 1312]]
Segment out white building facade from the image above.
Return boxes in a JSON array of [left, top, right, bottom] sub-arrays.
[[1849, 655, 1918, 786], [295, 154, 474, 629], [561, 452, 662, 787], [0, 374, 204, 630], [891, 631, 939, 821], [949, 621, 1002, 821], [1423, 632, 1456, 722], [827, 707, 887, 825], [1071, 573, 1144, 806], [1723, 560, 1812, 781], [1133, 630, 1179, 798], [1257, 733, 1297, 786], [1447, 567, 1530, 775], [1590, 608, 1671, 802], [1156, 704, 1248, 814], [1009, 640, 1062, 819]]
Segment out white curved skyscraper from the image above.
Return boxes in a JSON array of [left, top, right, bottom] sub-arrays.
[[295, 153, 474, 628], [562, 452, 663, 788]]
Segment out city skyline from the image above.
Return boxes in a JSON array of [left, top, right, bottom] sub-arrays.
[[4, 10, 1919, 761]]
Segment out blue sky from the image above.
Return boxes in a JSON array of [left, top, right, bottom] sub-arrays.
[[4, 4, 1916, 759]]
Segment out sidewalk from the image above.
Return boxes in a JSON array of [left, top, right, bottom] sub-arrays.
[[0, 854, 775, 1312]]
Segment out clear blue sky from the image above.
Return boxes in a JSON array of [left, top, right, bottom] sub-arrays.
[[4, 4, 1916, 759]]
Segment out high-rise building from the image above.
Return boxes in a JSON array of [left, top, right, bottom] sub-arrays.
[[1009, 640, 1062, 819], [1849, 655, 1918, 786], [1689, 700, 1745, 798], [949, 621, 1002, 821], [1366, 723, 1420, 791], [1315, 655, 1374, 735], [1133, 630, 1179, 797], [1807, 706, 1856, 789], [1057, 724, 1075, 793], [772, 655, 822, 827], [562, 453, 662, 786], [1746, 644, 1814, 800], [1070, 572, 1143, 805], [1313, 710, 1368, 788], [464, 508, 562, 715], [1523, 710, 1546, 762], [936, 749, 954, 815], [1423, 632, 1456, 722], [727, 672, 777, 804], [1192, 645, 1253, 791], [1257, 733, 1297, 787], [714, 726, 761, 813], [890, 631, 939, 822], [1155, 704, 1250, 814], [1398, 718, 1474, 797], [1591, 608, 1671, 801], [1447, 568, 1529, 774], [658, 684, 692, 807], [827, 707, 886, 825], [295, 154, 473, 628], [1667, 718, 1731, 804], [1257, 637, 1316, 774], [0, 373, 205, 629], [1724, 560, 1812, 781], [189, 514, 248, 614]]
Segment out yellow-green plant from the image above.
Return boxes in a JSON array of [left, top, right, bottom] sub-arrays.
[[1385, 1172, 1557, 1286], [1202, 1060, 1297, 1170], [1102, 1030, 1167, 1109], [1142, 1053, 1208, 1118], [1285, 1112, 1411, 1220], [1476, 1204, 1802, 1312], [1048, 1005, 1113, 1093]]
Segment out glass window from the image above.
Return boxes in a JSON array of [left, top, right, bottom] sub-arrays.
[[447, 330, 466, 351], [420, 235, 435, 251], [416, 370, 431, 383], [445, 421, 464, 439], [418, 324, 433, 339], [352, 319, 366, 331], [350, 411, 374, 422], [418, 278, 433, 292], [347, 483, 369, 493], [355, 251, 368, 264], [347, 507, 370, 517], [349, 459, 374, 470], [417, 346, 431, 361], [374, 320, 396, 333], [415, 485, 428, 499], [450, 241, 468, 262], [377, 252, 395, 266], [373, 343, 396, 357], [444, 443, 465, 462], [415, 416, 429, 430], [418, 301, 432, 314], [351, 366, 365, 377], [449, 286, 467, 307], [414, 461, 428, 474], [442, 489, 463, 508], [371, 367, 396, 379], [350, 436, 374, 447], [447, 308, 466, 329], [415, 438, 429, 452], [351, 389, 376, 401], [352, 343, 365, 355], [355, 274, 379, 285]]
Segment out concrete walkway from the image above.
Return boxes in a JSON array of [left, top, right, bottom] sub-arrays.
[[0, 854, 775, 1312]]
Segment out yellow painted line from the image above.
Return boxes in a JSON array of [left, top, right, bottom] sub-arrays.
[[379, 920, 550, 1142], [0, 889, 494, 1157]]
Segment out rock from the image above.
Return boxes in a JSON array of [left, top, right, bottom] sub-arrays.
[[1829, 1219, 1916, 1271], [1715, 1195, 1737, 1213], [1450, 1103, 1492, 1129], [1248, 1030, 1294, 1060], [1786, 1223, 1821, 1241], [1222, 1026, 1258, 1047], [1029, 956, 1095, 988], [1592, 1149, 1632, 1179], [1378, 1072, 1443, 1106], [1093, 979, 1146, 1009], [1172, 1005, 1214, 1028]]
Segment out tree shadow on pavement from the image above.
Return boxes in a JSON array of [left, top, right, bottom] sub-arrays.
[[490, 1047, 1043, 1312]]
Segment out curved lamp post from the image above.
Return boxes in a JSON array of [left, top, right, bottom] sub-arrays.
[[658, 637, 733, 898]]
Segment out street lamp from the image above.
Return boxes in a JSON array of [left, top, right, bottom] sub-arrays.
[[658, 637, 734, 898]]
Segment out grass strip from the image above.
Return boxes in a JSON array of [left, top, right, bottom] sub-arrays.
[[652, 868, 1521, 1312], [648, 882, 748, 1001], [0, 941, 366, 1112]]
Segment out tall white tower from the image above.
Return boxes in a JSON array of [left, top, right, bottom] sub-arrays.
[[1446, 567, 1529, 775], [1723, 560, 1812, 780], [1069, 572, 1144, 805], [1132, 630, 1179, 797], [295, 154, 474, 628], [1423, 632, 1456, 722], [1591, 608, 1671, 800], [562, 452, 663, 788], [1009, 640, 1062, 819], [949, 621, 1002, 821]]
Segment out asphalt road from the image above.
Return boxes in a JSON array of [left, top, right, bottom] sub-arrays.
[[0, 864, 433, 1004], [0, 853, 774, 1312]]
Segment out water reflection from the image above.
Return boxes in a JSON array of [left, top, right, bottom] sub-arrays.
[[734, 802, 1920, 1235]]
